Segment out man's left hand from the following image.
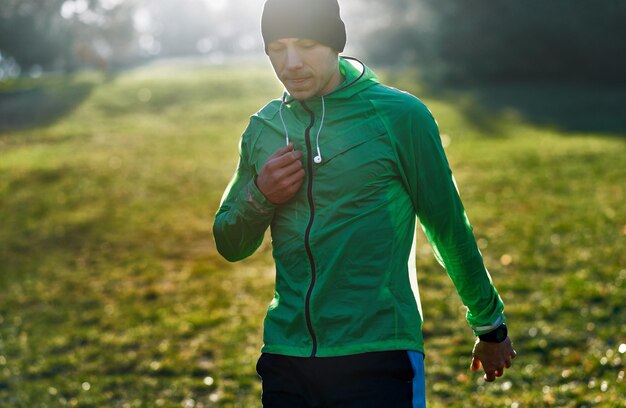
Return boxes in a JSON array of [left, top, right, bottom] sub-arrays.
[[470, 337, 516, 382]]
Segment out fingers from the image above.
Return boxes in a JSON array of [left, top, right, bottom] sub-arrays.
[[472, 355, 514, 382], [281, 157, 306, 178], [502, 346, 516, 369], [268, 156, 305, 188], [470, 357, 481, 371], [269, 143, 301, 164], [270, 143, 295, 158], [257, 144, 306, 204], [282, 169, 306, 190], [268, 149, 304, 170], [504, 347, 516, 369], [266, 167, 304, 193], [481, 367, 503, 382], [268, 170, 304, 203], [473, 359, 503, 382]]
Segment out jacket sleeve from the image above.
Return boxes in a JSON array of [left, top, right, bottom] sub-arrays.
[[213, 124, 276, 262], [392, 100, 505, 334]]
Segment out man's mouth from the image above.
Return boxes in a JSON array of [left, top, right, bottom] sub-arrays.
[[286, 77, 310, 85]]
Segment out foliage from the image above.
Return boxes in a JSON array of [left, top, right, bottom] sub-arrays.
[[0, 0, 136, 74], [0, 62, 625, 407], [0, 0, 69, 71], [3, 0, 626, 84], [0, 0, 262, 75], [360, 0, 626, 84]]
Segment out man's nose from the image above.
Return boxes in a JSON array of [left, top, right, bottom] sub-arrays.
[[285, 47, 304, 70]]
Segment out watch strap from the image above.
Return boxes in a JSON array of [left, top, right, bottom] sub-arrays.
[[478, 323, 508, 343]]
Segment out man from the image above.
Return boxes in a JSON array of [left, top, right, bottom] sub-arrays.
[[213, 0, 516, 406]]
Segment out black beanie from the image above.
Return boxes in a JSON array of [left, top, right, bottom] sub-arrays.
[[261, 0, 346, 53]]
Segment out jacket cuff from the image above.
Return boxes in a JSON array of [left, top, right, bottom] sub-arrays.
[[242, 178, 276, 215], [472, 315, 506, 336]]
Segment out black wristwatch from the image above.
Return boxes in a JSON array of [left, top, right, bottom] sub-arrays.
[[478, 323, 508, 343]]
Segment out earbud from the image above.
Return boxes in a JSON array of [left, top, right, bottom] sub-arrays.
[[314, 156, 322, 164]]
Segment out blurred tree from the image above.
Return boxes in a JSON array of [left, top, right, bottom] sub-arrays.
[[359, 0, 626, 84], [0, 0, 265, 76], [0, 0, 69, 71], [429, 0, 626, 83], [2, 0, 624, 83], [0, 0, 136, 74], [66, 0, 137, 71]]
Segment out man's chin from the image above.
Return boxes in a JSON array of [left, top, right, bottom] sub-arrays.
[[288, 90, 315, 101]]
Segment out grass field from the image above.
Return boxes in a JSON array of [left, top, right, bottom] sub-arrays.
[[1, 59, 625, 407]]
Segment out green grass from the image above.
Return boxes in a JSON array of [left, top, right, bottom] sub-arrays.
[[1, 60, 625, 407]]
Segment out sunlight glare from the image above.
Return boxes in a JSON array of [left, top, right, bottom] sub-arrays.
[[204, 0, 228, 11], [60, 1, 75, 19], [133, 8, 152, 33], [139, 35, 161, 55], [239, 34, 257, 52], [197, 38, 215, 54], [100, 0, 124, 10], [60, 0, 89, 19]]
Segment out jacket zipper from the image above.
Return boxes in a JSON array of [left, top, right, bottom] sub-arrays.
[[301, 101, 318, 357]]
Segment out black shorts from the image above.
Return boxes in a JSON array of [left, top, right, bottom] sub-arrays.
[[256, 350, 426, 408]]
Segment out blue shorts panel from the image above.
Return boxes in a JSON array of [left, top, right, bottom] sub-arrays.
[[407, 351, 426, 408]]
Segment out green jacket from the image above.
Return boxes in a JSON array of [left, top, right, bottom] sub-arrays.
[[213, 57, 504, 357]]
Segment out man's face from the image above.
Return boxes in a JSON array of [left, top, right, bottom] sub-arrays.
[[267, 38, 342, 101]]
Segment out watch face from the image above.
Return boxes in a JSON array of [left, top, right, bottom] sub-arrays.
[[496, 327, 507, 342], [478, 323, 507, 342]]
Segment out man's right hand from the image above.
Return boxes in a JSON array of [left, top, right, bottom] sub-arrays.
[[256, 143, 305, 204]]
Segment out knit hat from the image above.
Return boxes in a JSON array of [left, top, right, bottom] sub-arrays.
[[261, 0, 346, 53]]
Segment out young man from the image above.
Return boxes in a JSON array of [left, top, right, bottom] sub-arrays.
[[213, 0, 516, 406]]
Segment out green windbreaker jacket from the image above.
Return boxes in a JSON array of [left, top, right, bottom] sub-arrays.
[[213, 57, 505, 357]]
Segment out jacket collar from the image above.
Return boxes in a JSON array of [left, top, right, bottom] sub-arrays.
[[281, 57, 379, 105]]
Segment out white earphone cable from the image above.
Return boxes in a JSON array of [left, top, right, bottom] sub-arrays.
[[314, 96, 325, 164], [279, 98, 290, 146], [280, 95, 325, 163]]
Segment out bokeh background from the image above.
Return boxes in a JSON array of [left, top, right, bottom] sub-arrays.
[[2, 0, 626, 83], [1, 0, 625, 407]]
